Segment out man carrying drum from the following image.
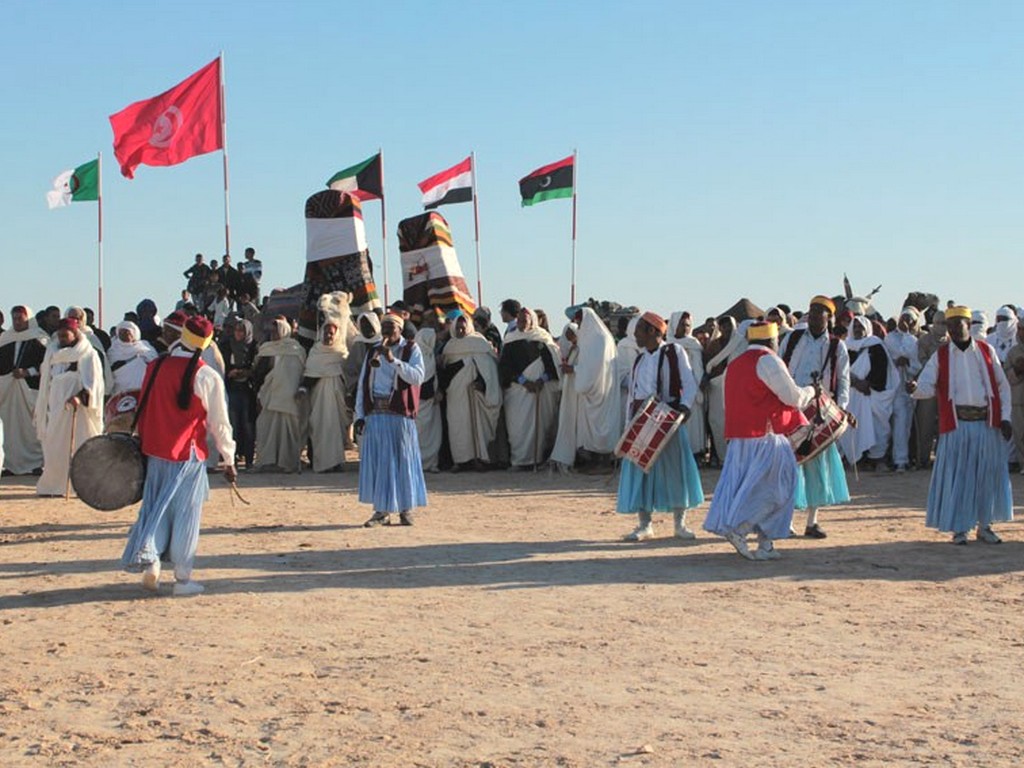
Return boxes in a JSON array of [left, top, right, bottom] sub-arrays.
[[122, 316, 236, 596], [617, 311, 704, 541], [704, 321, 816, 560], [780, 295, 852, 539]]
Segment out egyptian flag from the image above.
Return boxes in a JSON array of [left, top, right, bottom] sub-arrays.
[[326, 153, 383, 201], [418, 156, 473, 210], [301, 190, 380, 339], [398, 211, 476, 322], [519, 155, 573, 207]]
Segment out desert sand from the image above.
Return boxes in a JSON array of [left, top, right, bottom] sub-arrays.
[[2, 462, 1024, 767]]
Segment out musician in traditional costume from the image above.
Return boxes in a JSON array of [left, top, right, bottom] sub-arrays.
[[704, 321, 815, 560], [439, 311, 502, 471], [884, 307, 922, 472], [617, 311, 704, 541], [253, 319, 307, 473], [498, 308, 561, 470], [355, 312, 428, 526], [122, 316, 236, 595], [780, 295, 851, 539], [34, 318, 105, 497], [299, 321, 349, 472], [0, 305, 48, 474], [909, 305, 1012, 544]]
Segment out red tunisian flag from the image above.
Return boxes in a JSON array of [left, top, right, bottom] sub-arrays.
[[109, 57, 223, 179]]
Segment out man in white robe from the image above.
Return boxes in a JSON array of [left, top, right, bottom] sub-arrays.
[[34, 318, 105, 496], [885, 307, 922, 471], [108, 321, 158, 395], [550, 321, 580, 471], [254, 319, 307, 473], [64, 306, 113, 392], [498, 308, 561, 469], [841, 316, 899, 467], [614, 316, 641, 435], [415, 324, 443, 472], [300, 321, 349, 472], [344, 312, 381, 449], [669, 311, 707, 461], [0, 305, 48, 474], [441, 312, 502, 469], [987, 305, 1017, 364]]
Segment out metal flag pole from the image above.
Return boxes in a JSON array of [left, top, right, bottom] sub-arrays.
[[471, 151, 483, 306], [220, 51, 232, 260], [379, 147, 389, 307], [97, 151, 104, 328], [570, 148, 578, 305]]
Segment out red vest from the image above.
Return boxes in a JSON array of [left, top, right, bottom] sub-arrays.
[[725, 347, 807, 439], [137, 355, 209, 461], [936, 341, 1001, 434]]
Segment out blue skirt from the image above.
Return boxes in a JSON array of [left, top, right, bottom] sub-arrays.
[[122, 454, 208, 572], [926, 421, 1012, 532], [794, 442, 850, 510], [359, 413, 428, 513], [617, 425, 704, 514], [704, 434, 796, 540]]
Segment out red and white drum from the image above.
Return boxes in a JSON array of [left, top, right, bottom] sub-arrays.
[[104, 389, 140, 434], [786, 391, 848, 465], [615, 398, 685, 473]]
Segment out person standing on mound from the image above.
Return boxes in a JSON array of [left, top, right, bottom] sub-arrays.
[[354, 313, 428, 527], [122, 316, 236, 596]]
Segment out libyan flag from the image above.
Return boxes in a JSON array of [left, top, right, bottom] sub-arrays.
[[47, 159, 99, 209], [326, 153, 383, 201], [519, 155, 573, 207]]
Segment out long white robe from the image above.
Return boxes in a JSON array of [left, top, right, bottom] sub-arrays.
[[255, 338, 307, 472], [572, 308, 620, 455], [108, 333, 158, 395], [34, 337, 105, 496], [415, 328, 443, 471], [303, 340, 349, 472], [614, 317, 641, 434], [842, 321, 899, 463], [502, 327, 561, 467], [550, 338, 580, 467], [443, 332, 502, 464], [0, 325, 48, 473]]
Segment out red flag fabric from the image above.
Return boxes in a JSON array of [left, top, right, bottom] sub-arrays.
[[109, 57, 223, 179]]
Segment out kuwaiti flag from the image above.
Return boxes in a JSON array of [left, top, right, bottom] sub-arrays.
[[326, 153, 383, 201], [519, 155, 574, 206], [47, 159, 99, 209], [417, 156, 473, 210]]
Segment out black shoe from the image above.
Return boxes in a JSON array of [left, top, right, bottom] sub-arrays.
[[363, 514, 389, 528], [804, 524, 828, 539], [399, 512, 414, 526]]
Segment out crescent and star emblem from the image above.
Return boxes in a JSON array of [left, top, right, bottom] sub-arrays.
[[538, 175, 552, 188], [149, 106, 183, 148], [68, 174, 80, 194]]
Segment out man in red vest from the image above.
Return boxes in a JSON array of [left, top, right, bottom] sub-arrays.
[[122, 316, 237, 595], [909, 305, 1012, 544], [704, 321, 816, 560]]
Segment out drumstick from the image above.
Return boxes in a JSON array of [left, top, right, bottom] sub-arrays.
[[65, 402, 78, 502]]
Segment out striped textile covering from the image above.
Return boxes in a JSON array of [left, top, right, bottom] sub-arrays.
[[397, 212, 475, 323], [301, 190, 380, 340]]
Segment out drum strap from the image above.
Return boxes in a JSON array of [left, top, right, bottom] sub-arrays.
[[129, 355, 170, 435]]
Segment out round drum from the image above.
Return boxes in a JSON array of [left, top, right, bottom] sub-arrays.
[[786, 391, 849, 465], [70, 433, 146, 511]]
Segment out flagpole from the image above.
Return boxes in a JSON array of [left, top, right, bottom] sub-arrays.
[[570, 148, 578, 305], [379, 147, 389, 306], [471, 151, 483, 306], [97, 151, 104, 328], [220, 51, 232, 260]]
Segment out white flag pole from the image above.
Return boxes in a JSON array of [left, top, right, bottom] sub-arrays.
[[97, 151, 104, 328], [570, 148, 578, 305], [379, 147, 389, 306], [471, 151, 483, 306], [220, 51, 232, 260]]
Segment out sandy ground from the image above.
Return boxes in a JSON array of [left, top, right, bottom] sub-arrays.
[[3, 459, 1024, 768]]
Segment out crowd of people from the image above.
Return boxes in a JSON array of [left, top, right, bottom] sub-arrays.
[[0, 275, 1018, 593]]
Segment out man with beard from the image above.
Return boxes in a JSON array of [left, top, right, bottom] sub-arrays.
[[34, 318, 105, 497], [0, 305, 49, 474], [909, 306, 1012, 544]]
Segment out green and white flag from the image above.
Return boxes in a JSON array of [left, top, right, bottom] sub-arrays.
[[47, 159, 99, 209]]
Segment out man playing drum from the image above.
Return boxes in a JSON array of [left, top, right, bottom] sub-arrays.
[[122, 316, 236, 596], [780, 295, 852, 539], [617, 311, 704, 541], [704, 321, 815, 560]]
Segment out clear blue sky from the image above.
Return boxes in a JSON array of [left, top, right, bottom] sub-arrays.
[[2, 0, 1022, 328]]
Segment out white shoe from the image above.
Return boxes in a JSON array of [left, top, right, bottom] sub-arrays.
[[173, 581, 205, 597], [724, 531, 755, 560], [673, 524, 697, 540], [141, 561, 161, 592], [624, 524, 655, 542], [754, 542, 782, 560]]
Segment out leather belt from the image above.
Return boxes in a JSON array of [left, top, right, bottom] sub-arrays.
[[956, 405, 989, 422]]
